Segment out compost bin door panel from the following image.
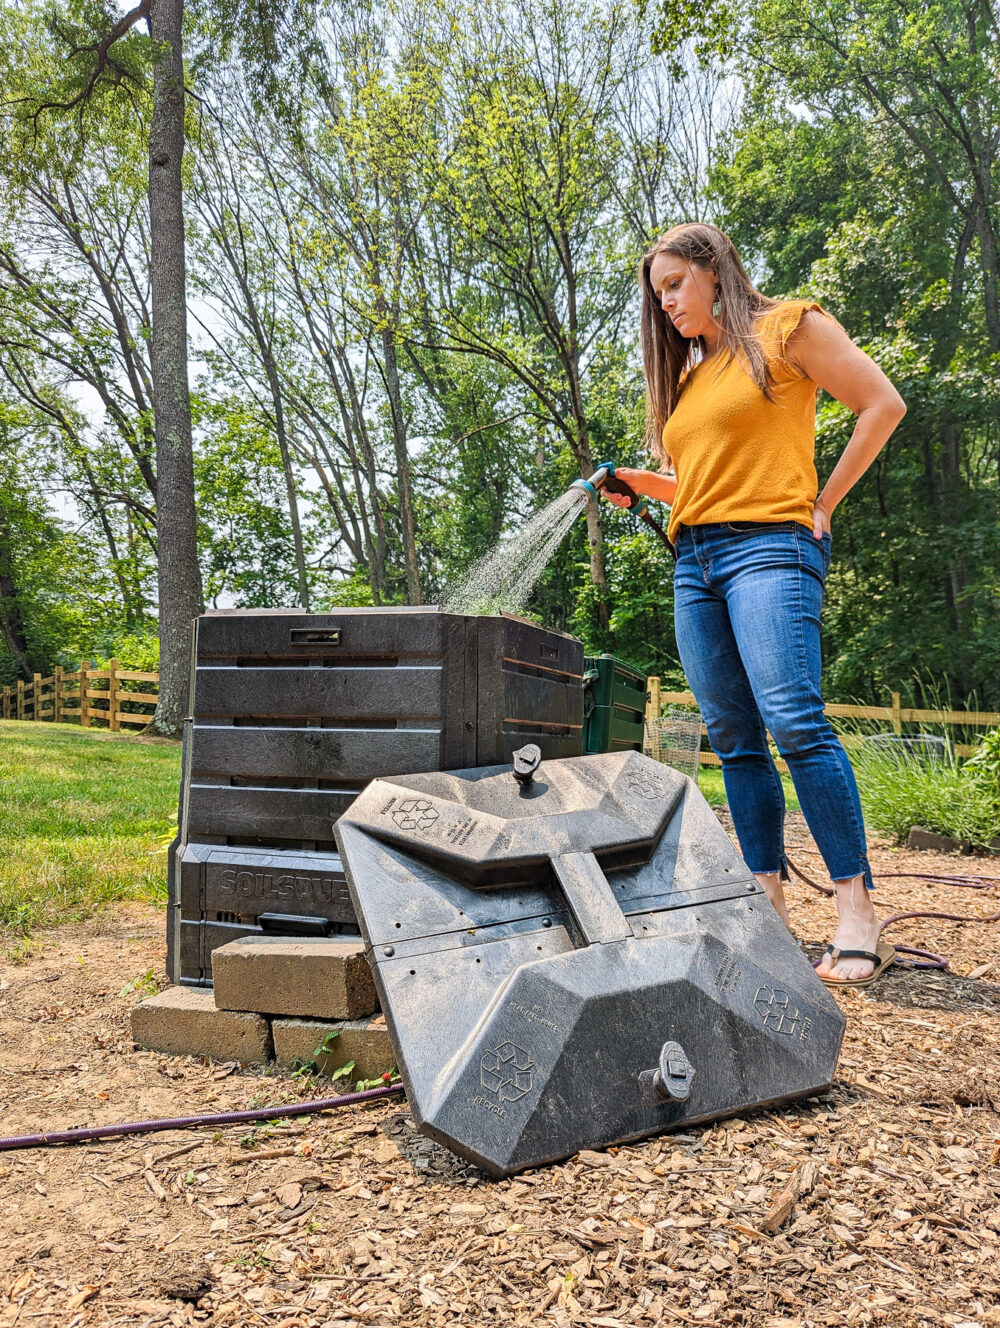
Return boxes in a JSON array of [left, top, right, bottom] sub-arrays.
[[186, 785, 359, 842], [193, 666, 444, 721], [189, 726, 444, 781], [193, 607, 448, 660]]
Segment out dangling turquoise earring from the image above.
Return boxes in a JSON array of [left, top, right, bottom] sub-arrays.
[[712, 286, 722, 318]]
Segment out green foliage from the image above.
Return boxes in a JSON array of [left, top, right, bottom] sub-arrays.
[[193, 392, 306, 608], [324, 574, 378, 609], [967, 729, 1000, 813], [0, 403, 125, 684], [99, 629, 160, 672], [120, 966, 159, 997], [850, 744, 1000, 849]]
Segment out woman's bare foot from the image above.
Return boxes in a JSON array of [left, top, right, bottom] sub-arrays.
[[815, 875, 881, 981], [755, 871, 791, 927]]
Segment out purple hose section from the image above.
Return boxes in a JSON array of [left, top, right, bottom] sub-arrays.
[[786, 860, 1000, 970], [0, 1082, 405, 1153]]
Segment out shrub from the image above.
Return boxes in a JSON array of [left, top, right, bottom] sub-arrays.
[[850, 740, 1000, 848], [98, 628, 160, 672], [967, 728, 1000, 814]]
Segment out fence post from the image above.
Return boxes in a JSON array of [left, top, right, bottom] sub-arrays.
[[32, 672, 41, 720], [80, 662, 90, 729], [53, 665, 63, 724], [108, 658, 120, 733], [2, 685, 8, 720], [891, 691, 902, 735], [645, 676, 661, 723], [16, 678, 24, 719]]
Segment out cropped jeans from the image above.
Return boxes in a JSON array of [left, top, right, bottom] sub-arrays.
[[673, 521, 873, 890]]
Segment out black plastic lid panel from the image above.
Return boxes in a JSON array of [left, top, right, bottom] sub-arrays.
[[336, 751, 845, 1177]]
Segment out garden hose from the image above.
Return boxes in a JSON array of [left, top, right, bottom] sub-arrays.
[[0, 1081, 405, 1154]]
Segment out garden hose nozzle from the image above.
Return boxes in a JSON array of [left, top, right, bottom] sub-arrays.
[[570, 462, 674, 556], [571, 463, 648, 517]]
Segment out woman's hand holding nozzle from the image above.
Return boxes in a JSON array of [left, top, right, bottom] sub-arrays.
[[600, 467, 678, 508]]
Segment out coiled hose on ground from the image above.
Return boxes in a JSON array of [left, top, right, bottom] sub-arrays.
[[786, 860, 1000, 968]]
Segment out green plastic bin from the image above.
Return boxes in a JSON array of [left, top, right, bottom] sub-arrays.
[[583, 654, 646, 754]]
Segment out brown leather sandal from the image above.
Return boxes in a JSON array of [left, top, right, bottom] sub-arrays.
[[818, 938, 896, 989]]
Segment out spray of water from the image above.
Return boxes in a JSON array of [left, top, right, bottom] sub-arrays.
[[442, 486, 591, 616]]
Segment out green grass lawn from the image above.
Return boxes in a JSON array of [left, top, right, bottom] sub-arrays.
[[0, 722, 799, 954], [0, 722, 180, 951], [696, 763, 800, 812]]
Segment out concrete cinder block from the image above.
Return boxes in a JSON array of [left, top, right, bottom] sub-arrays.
[[131, 986, 273, 1063], [907, 825, 970, 854], [272, 1017, 395, 1082], [211, 936, 378, 1019]]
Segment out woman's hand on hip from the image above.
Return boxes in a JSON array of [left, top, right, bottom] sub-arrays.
[[811, 499, 833, 540]]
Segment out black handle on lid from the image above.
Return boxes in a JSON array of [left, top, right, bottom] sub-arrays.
[[512, 743, 542, 786]]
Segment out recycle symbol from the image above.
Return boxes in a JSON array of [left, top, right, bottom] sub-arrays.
[[753, 985, 800, 1037], [480, 1042, 534, 1103], [391, 798, 439, 832], [624, 771, 660, 801]]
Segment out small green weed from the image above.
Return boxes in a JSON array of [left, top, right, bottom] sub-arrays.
[[228, 1246, 274, 1271], [120, 967, 158, 997], [290, 1030, 344, 1079]]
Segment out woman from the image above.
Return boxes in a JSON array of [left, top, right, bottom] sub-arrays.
[[604, 222, 906, 987]]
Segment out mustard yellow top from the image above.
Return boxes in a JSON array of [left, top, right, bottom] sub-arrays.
[[662, 300, 825, 543]]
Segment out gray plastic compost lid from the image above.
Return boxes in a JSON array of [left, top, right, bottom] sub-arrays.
[[335, 750, 844, 1177]]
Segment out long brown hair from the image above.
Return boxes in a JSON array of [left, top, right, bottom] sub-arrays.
[[639, 222, 778, 463]]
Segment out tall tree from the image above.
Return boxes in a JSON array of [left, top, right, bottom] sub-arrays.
[[147, 0, 202, 734], [2, 0, 202, 732], [192, 112, 312, 609]]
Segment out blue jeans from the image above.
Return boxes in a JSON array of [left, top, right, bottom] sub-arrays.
[[673, 521, 872, 889]]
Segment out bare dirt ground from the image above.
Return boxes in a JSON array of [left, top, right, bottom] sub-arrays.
[[1, 814, 998, 1328]]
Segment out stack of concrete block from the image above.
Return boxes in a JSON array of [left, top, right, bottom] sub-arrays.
[[130, 938, 394, 1082]]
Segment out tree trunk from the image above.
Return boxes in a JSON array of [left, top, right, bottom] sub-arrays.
[[974, 206, 1000, 356], [380, 326, 422, 604], [262, 348, 310, 610], [147, 0, 202, 737], [566, 347, 610, 632], [582, 474, 610, 633], [561, 247, 610, 634]]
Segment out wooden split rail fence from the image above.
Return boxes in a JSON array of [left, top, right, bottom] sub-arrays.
[[644, 678, 1000, 771], [1, 660, 159, 731], [3, 666, 997, 756]]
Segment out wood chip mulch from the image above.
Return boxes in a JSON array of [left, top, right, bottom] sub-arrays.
[[0, 815, 998, 1328]]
